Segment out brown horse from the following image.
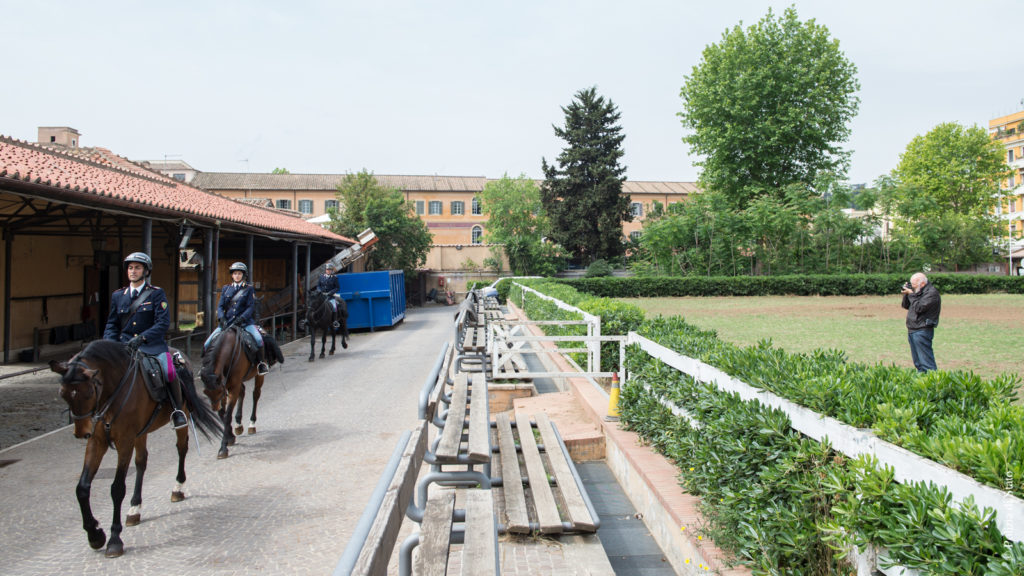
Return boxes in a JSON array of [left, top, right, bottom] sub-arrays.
[[200, 326, 284, 459], [50, 339, 221, 558]]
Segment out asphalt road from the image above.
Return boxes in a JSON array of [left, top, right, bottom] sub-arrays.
[[0, 304, 454, 576]]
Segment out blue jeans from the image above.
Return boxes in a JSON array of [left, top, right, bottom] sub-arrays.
[[908, 328, 936, 373], [204, 324, 264, 350]]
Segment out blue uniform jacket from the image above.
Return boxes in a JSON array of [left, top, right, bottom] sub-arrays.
[[103, 284, 170, 356], [317, 273, 340, 295], [218, 282, 257, 326]]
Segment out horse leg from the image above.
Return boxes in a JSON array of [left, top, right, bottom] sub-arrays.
[[172, 426, 189, 502], [104, 441, 134, 558], [77, 438, 109, 550], [320, 332, 327, 358], [125, 436, 148, 526], [218, 389, 238, 459], [233, 383, 246, 435], [247, 375, 263, 434], [329, 326, 336, 355], [308, 326, 316, 362]]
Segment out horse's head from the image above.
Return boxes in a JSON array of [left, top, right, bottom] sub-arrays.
[[200, 329, 232, 410], [51, 342, 127, 438]]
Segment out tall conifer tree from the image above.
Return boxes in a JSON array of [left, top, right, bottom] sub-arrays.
[[541, 87, 631, 263]]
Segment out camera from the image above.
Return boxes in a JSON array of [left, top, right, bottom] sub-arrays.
[[903, 282, 912, 291]]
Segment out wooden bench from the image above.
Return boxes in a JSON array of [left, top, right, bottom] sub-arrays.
[[453, 306, 488, 376], [492, 411, 599, 535], [334, 420, 499, 576]]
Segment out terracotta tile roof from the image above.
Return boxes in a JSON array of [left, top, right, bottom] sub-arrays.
[[0, 136, 353, 244], [192, 172, 489, 192]]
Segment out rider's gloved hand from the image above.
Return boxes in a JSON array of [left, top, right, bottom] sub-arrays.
[[219, 318, 228, 330], [126, 335, 143, 353]]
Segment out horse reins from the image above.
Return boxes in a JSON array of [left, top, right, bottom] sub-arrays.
[[66, 352, 143, 432]]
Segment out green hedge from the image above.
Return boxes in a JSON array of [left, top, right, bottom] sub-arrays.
[[511, 278, 1024, 574], [558, 273, 1024, 297]]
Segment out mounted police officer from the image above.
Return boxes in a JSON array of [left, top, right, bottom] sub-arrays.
[[103, 252, 188, 429], [317, 262, 343, 329], [204, 262, 270, 375]]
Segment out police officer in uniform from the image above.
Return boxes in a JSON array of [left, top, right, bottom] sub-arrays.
[[317, 263, 343, 328], [103, 252, 188, 429], [204, 262, 270, 375]]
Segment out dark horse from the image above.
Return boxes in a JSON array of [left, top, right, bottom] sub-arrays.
[[200, 326, 284, 459], [50, 340, 221, 558], [306, 289, 349, 362]]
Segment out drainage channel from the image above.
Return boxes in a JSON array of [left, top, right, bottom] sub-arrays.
[[519, 344, 676, 575]]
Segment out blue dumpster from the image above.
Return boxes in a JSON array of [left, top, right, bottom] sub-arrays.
[[338, 270, 406, 331]]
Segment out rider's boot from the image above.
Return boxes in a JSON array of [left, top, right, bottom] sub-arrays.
[[256, 347, 271, 376], [166, 377, 188, 429], [331, 300, 341, 329]]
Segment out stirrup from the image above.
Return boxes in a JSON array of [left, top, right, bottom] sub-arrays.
[[257, 362, 271, 376], [332, 321, 341, 329], [170, 409, 188, 430]]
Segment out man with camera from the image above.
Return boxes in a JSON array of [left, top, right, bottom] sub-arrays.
[[900, 272, 941, 373]]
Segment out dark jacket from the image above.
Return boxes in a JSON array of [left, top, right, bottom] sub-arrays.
[[103, 284, 170, 355], [218, 282, 257, 326], [902, 282, 941, 331], [317, 273, 340, 296]]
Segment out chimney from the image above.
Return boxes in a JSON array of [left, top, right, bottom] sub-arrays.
[[37, 126, 80, 148]]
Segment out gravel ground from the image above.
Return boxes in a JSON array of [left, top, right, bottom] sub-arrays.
[[0, 367, 69, 451]]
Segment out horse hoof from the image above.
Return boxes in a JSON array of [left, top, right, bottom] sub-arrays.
[[308, 357, 314, 362], [105, 541, 124, 558], [233, 425, 244, 435], [342, 341, 348, 349], [247, 427, 256, 435], [329, 350, 335, 355], [218, 449, 229, 459], [171, 491, 185, 503], [125, 514, 141, 526], [227, 436, 236, 446], [88, 529, 106, 550]]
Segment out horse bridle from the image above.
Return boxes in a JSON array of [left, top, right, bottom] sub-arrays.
[[308, 292, 331, 325], [64, 353, 141, 429]]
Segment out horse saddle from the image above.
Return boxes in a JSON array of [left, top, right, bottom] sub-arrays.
[[238, 329, 262, 368], [138, 353, 172, 403]]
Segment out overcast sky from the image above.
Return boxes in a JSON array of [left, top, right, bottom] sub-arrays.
[[2, 1, 1021, 186]]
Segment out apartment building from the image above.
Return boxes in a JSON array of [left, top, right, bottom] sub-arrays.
[[188, 172, 697, 247], [990, 109, 1024, 239]]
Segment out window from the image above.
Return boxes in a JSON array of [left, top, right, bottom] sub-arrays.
[[451, 201, 464, 215], [415, 200, 424, 215], [298, 199, 313, 214], [325, 199, 338, 212], [1010, 150, 1016, 163], [429, 201, 442, 215], [276, 199, 291, 210], [471, 226, 483, 244], [472, 197, 482, 215], [629, 231, 642, 242], [631, 202, 643, 217], [172, 173, 186, 182]]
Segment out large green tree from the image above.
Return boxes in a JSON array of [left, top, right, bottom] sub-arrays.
[[479, 174, 564, 275], [541, 87, 631, 264], [889, 122, 1009, 270], [330, 170, 432, 275], [679, 6, 860, 209], [894, 122, 1009, 218]]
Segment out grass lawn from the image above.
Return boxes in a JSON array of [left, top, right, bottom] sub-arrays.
[[621, 294, 1024, 382]]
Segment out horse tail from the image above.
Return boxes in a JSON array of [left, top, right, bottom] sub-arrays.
[[265, 334, 285, 365], [179, 367, 221, 441]]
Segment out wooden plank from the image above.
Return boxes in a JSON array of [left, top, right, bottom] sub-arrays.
[[467, 372, 490, 463], [462, 489, 498, 575], [425, 340, 455, 422], [417, 491, 456, 576], [534, 413, 596, 532], [436, 374, 468, 462], [495, 412, 529, 533], [515, 411, 563, 534], [352, 421, 428, 575]]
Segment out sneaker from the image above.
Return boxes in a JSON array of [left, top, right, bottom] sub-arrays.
[[257, 362, 271, 376], [171, 410, 188, 429]]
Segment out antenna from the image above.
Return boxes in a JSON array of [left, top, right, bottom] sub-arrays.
[[240, 158, 249, 172]]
